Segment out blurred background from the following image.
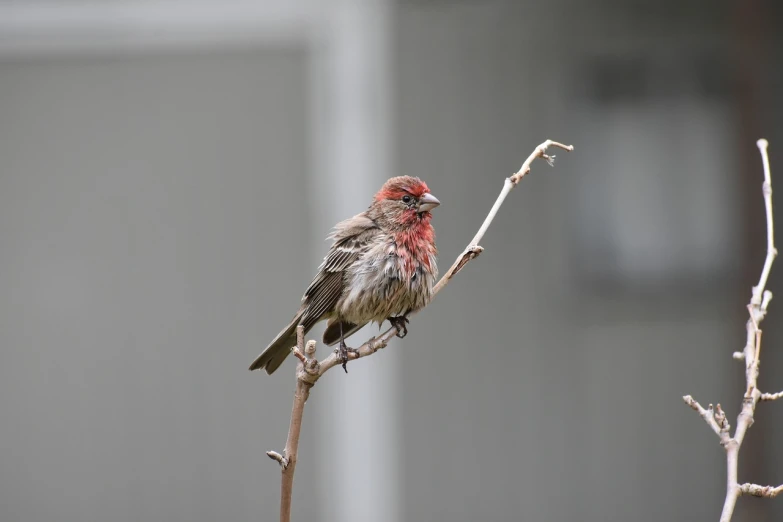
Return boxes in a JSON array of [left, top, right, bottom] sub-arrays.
[[1, 1, 782, 521]]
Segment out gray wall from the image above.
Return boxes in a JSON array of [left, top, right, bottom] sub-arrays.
[[1, 1, 783, 522], [395, 2, 783, 521], [0, 49, 316, 521]]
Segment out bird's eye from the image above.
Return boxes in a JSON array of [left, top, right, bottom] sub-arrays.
[[402, 195, 412, 204]]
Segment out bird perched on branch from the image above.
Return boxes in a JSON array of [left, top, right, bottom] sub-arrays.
[[249, 176, 440, 374]]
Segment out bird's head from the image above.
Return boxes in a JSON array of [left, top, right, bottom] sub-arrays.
[[371, 176, 440, 230]]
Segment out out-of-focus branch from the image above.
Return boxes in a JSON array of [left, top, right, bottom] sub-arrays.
[[740, 483, 783, 498], [265, 139, 573, 522], [759, 390, 783, 401], [682, 139, 778, 522], [682, 397, 731, 443]]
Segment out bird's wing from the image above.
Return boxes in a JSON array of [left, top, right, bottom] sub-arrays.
[[299, 213, 379, 328]]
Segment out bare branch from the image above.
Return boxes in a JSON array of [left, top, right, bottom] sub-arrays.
[[752, 139, 777, 309], [760, 390, 783, 401], [685, 139, 777, 522], [740, 483, 783, 498], [304, 340, 317, 357], [291, 347, 307, 364], [271, 325, 315, 522], [434, 140, 573, 296], [714, 404, 732, 443], [722, 444, 740, 522], [264, 139, 573, 522], [266, 451, 288, 469], [509, 140, 574, 185], [682, 396, 727, 441]]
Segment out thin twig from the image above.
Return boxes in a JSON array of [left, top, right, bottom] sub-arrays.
[[266, 139, 573, 522], [433, 140, 573, 295], [683, 139, 777, 522], [759, 390, 783, 401], [682, 396, 729, 442], [753, 139, 777, 310], [739, 483, 783, 498]]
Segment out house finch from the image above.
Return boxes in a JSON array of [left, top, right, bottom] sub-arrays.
[[249, 176, 440, 374]]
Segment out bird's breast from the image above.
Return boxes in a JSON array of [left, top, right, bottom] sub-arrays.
[[337, 236, 437, 323]]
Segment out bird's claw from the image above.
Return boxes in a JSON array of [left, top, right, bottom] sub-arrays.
[[338, 341, 359, 373], [389, 316, 409, 338]]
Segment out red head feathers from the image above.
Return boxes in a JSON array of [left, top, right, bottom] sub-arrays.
[[374, 176, 431, 202]]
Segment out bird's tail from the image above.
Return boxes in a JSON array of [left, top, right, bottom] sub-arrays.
[[249, 313, 303, 374]]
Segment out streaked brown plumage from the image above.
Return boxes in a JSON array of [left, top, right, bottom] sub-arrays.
[[249, 176, 439, 374]]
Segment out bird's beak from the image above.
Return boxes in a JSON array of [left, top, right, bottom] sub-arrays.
[[418, 193, 440, 212]]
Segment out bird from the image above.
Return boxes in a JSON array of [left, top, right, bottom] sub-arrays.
[[249, 176, 440, 374]]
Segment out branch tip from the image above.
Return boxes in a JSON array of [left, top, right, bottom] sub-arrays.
[[292, 346, 307, 364], [267, 451, 288, 469], [761, 290, 773, 311], [714, 404, 730, 432], [683, 396, 727, 439], [508, 140, 573, 184]]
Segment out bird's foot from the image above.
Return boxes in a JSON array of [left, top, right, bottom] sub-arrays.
[[338, 340, 359, 373], [388, 316, 410, 338]]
